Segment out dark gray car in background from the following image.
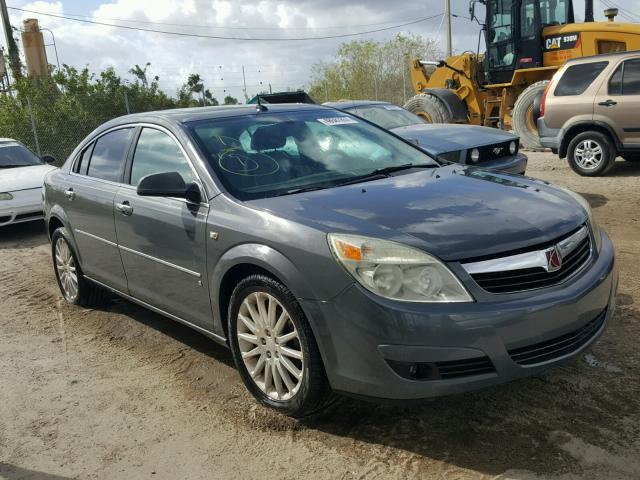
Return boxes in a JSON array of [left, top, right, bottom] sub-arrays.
[[44, 104, 616, 416], [325, 100, 528, 174]]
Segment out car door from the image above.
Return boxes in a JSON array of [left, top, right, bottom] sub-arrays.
[[113, 126, 212, 329], [594, 57, 640, 146], [63, 127, 134, 292]]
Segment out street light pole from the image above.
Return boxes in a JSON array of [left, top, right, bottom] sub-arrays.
[[444, 0, 452, 58]]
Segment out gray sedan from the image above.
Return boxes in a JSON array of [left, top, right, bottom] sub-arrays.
[[44, 104, 616, 416], [325, 100, 527, 174]]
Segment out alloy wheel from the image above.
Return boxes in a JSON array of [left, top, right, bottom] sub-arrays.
[[574, 139, 603, 170], [55, 237, 78, 301], [236, 292, 304, 401]]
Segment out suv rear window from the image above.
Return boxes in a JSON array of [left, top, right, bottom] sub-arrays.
[[554, 62, 608, 96]]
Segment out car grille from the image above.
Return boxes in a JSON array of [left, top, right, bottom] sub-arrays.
[[435, 356, 495, 379], [470, 140, 515, 163], [468, 231, 592, 294], [508, 307, 607, 366]]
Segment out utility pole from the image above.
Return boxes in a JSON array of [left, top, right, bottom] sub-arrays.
[[444, 0, 452, 58], [0, 0, 21, 80]]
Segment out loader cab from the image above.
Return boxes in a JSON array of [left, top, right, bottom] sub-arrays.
[[482, 0, 575, 84]]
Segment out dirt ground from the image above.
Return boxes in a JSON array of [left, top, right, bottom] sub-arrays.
[[1, 151, 638, 480]]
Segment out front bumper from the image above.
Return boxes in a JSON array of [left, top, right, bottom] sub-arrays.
[[474, 152, 528, 175], [301, 230, 617, 400], [0, 188, 44, 227]]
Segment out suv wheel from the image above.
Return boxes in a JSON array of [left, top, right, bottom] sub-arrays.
[[567, 131, 616, 176], [228, 274, 331, 417], [51, 227, 108, 306]]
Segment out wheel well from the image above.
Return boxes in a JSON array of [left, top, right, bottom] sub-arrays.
[[560, 124, 618, 158], [48, 216, 64, 240], [218, 263, 280, 340]]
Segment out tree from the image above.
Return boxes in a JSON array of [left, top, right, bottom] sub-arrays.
[[128, 62, 152, 88], [308, 34, 441, 105], [223, 95, 238, 105]]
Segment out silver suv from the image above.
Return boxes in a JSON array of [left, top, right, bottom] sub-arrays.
[[537, 50, 640, 176]]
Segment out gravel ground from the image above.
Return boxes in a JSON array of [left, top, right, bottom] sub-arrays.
[[1, 151, 639, 480]]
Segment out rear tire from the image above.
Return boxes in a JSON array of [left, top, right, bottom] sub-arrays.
[[567, 131, 616, 177], [512, 80, 549, 150], [51, 227, 108, 307], [228, 274, 332, 417], [403, 93, 452, 123]]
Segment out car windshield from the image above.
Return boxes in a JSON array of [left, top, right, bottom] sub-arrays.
[[187, 109, 438, 200], [0, 143, 43, 168], [347, 104, 427, 130]]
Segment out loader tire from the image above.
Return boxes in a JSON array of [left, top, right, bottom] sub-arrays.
[[404, 93, 452, 123], [513, 80, 549, 150]]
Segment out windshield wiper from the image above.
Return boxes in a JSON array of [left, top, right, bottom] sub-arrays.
[[368, 163, 437, 176], [278, 185, 329, 196]]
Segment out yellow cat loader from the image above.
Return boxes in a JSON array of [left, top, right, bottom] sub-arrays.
[[404, 1, 640, 148]]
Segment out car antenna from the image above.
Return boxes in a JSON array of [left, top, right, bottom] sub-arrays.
[[256, 94, 268, 112]]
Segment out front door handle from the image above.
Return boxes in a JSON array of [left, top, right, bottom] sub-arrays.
[[115, 201, 133, 216], [64, 188, 75, 200], [598, 99, 617, 107]]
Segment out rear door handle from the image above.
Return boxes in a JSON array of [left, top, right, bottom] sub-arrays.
[[115, 201, 133, 216], [64, 188, 75, 200], [598, 99, 617, 106]]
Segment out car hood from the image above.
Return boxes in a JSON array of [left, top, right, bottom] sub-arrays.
[[0, 164, 57, 192], [248, 166, 586, 261], [391, 123, 517, 155]]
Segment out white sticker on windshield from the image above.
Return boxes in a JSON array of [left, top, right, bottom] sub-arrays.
[[383, 105, 404, 110], [317, 117, 359, 126]]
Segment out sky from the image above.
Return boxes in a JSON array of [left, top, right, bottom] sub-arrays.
[[2, 0, 639, 101]]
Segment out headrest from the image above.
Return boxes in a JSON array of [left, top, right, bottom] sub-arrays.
[[251, 124, 288, 151]]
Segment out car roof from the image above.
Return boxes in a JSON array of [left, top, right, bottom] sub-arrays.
[[564, 49, 640, 65], [322, 100, 391, 109], [107, 103, 332, 126]]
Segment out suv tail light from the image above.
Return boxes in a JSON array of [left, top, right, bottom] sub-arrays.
[[540, 82, 552, 117]]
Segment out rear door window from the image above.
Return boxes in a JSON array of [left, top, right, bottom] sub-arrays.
[[554, 62, 608, 96], [87, 128, 134, 182], [74, 143, 94, 175], [622, 59, 640, 95]]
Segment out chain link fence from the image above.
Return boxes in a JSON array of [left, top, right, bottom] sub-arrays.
[[0, 89, 159, 165]]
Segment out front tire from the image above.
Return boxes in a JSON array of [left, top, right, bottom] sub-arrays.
[[567, 131, 616, 176], [228, 274, 331, 417], [51, 227, 108, 306], [512, 80, 549, 150], [403, 93, 452, 123]]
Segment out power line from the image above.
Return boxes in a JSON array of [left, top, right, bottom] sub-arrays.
[[11, 8, 439, 31], [7, 7, 444, 41], [599, 0, 640, 21]]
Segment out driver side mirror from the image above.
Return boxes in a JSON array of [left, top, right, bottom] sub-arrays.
[[41, 154, 56, 164], [137, 171, 202, 204]]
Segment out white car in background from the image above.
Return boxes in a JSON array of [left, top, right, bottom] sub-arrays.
[[0, 139, 56, 227]]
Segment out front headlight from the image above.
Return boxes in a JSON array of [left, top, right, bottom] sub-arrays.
[[509, 141, 517, 154], [469, 148, 480, 163], [328, 234, 473, 303], [0, 192, 13, 201], [560, 188, 602, 252]]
